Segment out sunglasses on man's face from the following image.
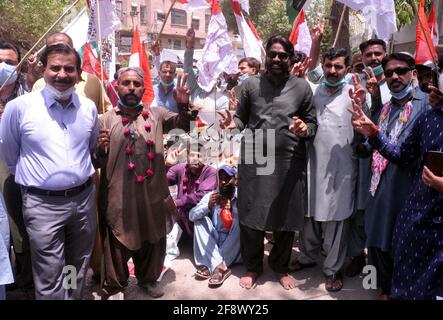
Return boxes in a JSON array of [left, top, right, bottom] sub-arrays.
[[384, 67, 412, 78], [268, 51, 290, 60]]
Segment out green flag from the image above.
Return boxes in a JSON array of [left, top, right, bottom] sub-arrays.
[[287, 0, 307, 25]]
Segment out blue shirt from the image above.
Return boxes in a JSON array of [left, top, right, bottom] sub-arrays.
[[0, 87, 99, 190], [153, 83, 177, 113]]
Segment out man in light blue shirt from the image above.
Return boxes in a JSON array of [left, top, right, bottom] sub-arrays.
[[152, 60, 178, 112], [0, 43, 99, 299]]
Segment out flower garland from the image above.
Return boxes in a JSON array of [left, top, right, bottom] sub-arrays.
[[181, 166, 200, 192], [122, 110, 156, 184]]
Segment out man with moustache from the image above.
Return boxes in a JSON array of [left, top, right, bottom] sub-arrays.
[[97, 67, 196, 299], [0, 43, 99, 299], [219, 35, 317, 291]]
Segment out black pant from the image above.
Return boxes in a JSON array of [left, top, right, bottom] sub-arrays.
[[3, 175, 34, 291], [240, 224, 294, 275], [367, 247, 393, 295]]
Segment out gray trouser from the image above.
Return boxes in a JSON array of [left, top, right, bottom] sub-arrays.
[[22, 185, 96, 300], [298, 217, 350, 276]]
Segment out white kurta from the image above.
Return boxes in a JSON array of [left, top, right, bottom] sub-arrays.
[[308, 84, 357, 222]]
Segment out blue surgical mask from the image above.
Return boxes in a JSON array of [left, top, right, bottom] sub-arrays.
[[239, 73, 249, 83], [160, 79, 174, 87], [321, 77, 346, 88], [0, 62, 18, 86], [45, 84, 75, 101], [364, 64, 384, 77], [118, 98, 142, 109], [390, 80, 414, 101]]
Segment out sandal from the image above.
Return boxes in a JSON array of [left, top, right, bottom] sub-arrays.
[[208, 267, 232, 287], [194, 265, 211, 280], [325, 273, 343, 292]]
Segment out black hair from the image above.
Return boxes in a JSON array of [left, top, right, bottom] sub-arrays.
[[292, 50, 307, 65], [265, 35, 295, 59], [323, 47, 350, 66], [40, 43, 81, 72], [159, 61, 177, 72], [238, 57, 261, 73], [438, 53, 443, 69], [0, 39, 21, 62], [381, 53, 416, 70], [359, 39, 387, 54], [46, 32, 74, 48]]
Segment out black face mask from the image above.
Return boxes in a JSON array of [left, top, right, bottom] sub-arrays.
[[219, 183, 235, 198]]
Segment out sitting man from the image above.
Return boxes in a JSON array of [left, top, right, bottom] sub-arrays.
[[166, 142, 217, 238], [189, 165, 241, 287]]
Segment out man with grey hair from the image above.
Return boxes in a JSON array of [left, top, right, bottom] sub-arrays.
[[96, 66, 196, 299]]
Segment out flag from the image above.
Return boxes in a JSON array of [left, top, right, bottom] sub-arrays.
[[197, 1, 238, 92], [129, 27, 155, 106], [87, 0, 121, 42], [286, 0, 308, 25], [428, 3, 439, 46], [178, 0, 212, 11], [62, 7, 89, 50], [236, 0, 250, 14], [231, 0, 262, 62], [416, 0, 438, 65], [335, 0, 397, 41], [82, 43, 109, 80], [289, 9, 312, 56]]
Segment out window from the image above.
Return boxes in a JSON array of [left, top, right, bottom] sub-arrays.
[[205, 14, 211, 32], [191, 18, 200, 30], [171, 9, 187, 26], [140, 5, 147, 24], [173, 40, 181, 50], [115, 1, 123, 19], [157, 12, 165, 21]]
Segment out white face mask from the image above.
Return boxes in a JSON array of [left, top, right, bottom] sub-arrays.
[[0, 61, 18, 86], [45, 83, 75, 101]]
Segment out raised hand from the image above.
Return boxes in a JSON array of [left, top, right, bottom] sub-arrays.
[[362, 67, 380, 98], [165, 143, 186, 167], [428, 85, 443, 108], [208, 192, 220, 209], [186, 28, 195, 49], [217, 109, 236, 129], [351, 73, 366, 104], [151, 40, 160, 57], [348, 88, 378, 137], [289, 116, 308, 137], [173, 73, 191, 107], [291, 57, 312, 78], [228, 89, 238, 111], [311, 17, 325, 42]]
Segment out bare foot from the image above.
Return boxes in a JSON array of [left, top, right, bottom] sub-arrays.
[[239, 271, 258, 289], [277, 273, 298, 290]]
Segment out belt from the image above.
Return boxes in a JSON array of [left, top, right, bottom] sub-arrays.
[[25, 178, 93, 197]]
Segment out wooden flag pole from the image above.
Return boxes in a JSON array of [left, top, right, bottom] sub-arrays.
[[157, 0, 178, 40], [409, 0, 439, 68], [0, 0, 82, 91], [332, 2, 346, 48]]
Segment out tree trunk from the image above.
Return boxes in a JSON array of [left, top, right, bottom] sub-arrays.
[[329, 0, 350, 52]]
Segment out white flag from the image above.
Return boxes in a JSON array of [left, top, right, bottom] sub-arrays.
[[236, 0, 250, 14], [178, 0, 211, 12], [87, 0, 121, 42], [62, 8, 89, 50], [336, 0, 397, 40], [197, 10, 238, 92], [289, 9, 312, 56], [231, 0, 262, 62]]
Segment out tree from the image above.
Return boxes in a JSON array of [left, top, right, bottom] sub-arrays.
[[396, 0, 433, 28], [0, 0, 83, 52]]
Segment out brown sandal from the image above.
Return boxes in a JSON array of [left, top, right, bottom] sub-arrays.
[[325, 273, 343, 292], [208, 267, 232, 287], [194, 265, 211, 280]]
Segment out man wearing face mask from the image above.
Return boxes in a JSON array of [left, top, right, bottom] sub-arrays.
[[0, 39, 35, 299], [96, 67, 196, 299], [189, 165, 241, 288], [360, 53, 429, 299], [0, 43, 99, 299], [292, 48, 364, 292], [218, 35, 317, 291]]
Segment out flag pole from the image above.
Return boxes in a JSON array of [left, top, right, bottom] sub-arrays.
[[96, 0, 106, 114], [332, 2, 346, 48], [0, 0, 82, 91], [409, 0, 439, 68], [156, 0, 178, 40]]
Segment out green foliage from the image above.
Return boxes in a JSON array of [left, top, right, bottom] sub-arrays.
[[395, 0, 433, 28], [0, 0, 83, 52]]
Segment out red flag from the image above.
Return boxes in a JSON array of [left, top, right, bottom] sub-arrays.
[[416, 0, 437, 65], [428, 3, 439, 46], [129, 26, 154, 106], [288, 9, 312, 56], [82, 43, 108, 81]]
